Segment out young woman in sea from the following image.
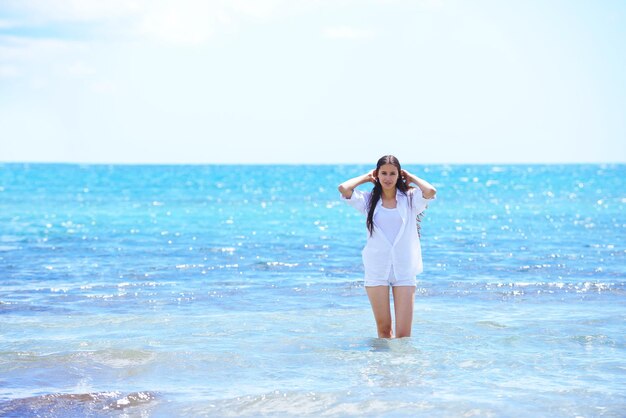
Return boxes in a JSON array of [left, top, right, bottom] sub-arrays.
[[338, 155, 437, 338]]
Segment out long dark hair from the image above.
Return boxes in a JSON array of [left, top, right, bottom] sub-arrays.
[[366, 155, 411, 236]]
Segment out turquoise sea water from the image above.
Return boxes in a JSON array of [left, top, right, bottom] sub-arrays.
[[0, 163, 624, 417]]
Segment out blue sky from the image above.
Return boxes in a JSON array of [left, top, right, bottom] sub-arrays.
[[1, 0, 625, 164]]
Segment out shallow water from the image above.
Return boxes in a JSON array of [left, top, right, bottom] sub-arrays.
[[1, 163, 625, 417]]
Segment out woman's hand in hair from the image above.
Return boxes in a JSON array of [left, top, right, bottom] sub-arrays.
[[366, 169, 377, 185], [401, 169, 416, 185], [402, 169, 437, 199]]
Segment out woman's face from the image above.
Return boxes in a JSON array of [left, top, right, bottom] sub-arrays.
[[377, 163, 399, 191]]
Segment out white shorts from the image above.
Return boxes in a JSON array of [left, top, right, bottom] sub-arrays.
[[364, 265, 417, 287]]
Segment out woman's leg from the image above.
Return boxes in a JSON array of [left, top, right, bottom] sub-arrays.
[[366, 286, 393, 338], [392, 286, 416, 338]]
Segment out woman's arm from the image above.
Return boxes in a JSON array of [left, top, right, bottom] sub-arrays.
[[401, 169, 437, 199], [338, 170, 375, 199]]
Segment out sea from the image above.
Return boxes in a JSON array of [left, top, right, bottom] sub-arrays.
[[0, 163, 624, 417]]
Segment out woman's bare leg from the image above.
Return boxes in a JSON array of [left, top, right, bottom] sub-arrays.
[[392, 286, 415, 338], [366, 286, 393, 338]]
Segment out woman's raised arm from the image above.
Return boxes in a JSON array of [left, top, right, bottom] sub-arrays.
[[401, 169, 437, 199], [338, 170, 375, 199]]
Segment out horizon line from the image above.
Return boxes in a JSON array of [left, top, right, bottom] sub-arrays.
[[1, 160, 624, 167]]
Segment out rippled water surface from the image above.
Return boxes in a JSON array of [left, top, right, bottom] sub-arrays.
[[1, 164, 624, 417]]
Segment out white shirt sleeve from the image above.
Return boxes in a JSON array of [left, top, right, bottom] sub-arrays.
[[341, 189, 369, 215], [411, 188, 435, 215]]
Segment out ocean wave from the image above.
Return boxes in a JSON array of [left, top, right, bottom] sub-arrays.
[[178, 390, 432, 417], [1, 349, 159, 375], [175, 389, 509, 417], [0, 391, 158, 417], [421, 280, 626, 299]]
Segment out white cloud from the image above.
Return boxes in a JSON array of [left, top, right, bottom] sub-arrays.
[[90, 80, 118, 94], [0, 35, 90, 89], [27, 76, 47, 90], [0, 19, 21, 29], [1, 0, 297, 45], [67, 61, 96, 76], [0, 35, 87, 60], [136, 2, 221, 45], [135, 0, 299, 44], [323, 26, 374, 40], [3, 0, 143, 22], [0, 65, 20, 77]]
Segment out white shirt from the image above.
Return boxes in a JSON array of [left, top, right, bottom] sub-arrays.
[[374, 206, 403, 244], [342, 188, 434, 281]]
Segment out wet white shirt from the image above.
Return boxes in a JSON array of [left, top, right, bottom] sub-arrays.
[[341, 188, 434, 281]]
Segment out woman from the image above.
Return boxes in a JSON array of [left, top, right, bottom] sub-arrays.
[[338, 155, 436, 338]]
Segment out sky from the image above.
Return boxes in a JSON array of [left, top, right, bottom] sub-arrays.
[[0, 0, 625, 165]]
